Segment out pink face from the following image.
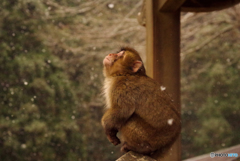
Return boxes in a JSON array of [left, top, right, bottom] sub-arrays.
[[103, 51, 125, 66]]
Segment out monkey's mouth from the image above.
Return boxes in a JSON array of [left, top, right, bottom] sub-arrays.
[[106, 58, 112, 63], [104, 57, 113, 66]]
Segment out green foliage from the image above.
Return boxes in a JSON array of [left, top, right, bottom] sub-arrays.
[[0, 0, 84, 160], [181, 17, 240, 158], [1, 0, 141, 160]]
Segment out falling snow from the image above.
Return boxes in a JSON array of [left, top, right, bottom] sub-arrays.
[[107, 3, 114, 9], [21, 144, 27, 149], [160, 86, 166, 91], [167, 118, 174, 125]]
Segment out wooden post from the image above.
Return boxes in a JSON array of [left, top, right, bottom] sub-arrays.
[[146, 0, 181, 161], [116, 151, 156, 161]]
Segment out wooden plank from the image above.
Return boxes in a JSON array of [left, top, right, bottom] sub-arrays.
[[183, 144, 240, 161], [181, 0, 240, 12], [146, 0, 181, 161], [159, 0, 186, 11], [116, 151, 156, 161]]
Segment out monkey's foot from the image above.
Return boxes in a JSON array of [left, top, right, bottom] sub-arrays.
[[121, 142, 130, 152]]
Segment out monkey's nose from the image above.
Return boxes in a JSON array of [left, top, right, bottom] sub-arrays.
[[108, 53, 117, 57]]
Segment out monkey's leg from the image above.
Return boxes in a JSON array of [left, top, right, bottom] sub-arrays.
[[121, 140, 155, 155], [120, 118, 156, 155]]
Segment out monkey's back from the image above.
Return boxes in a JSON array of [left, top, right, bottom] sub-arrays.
[[115, 75, 181, 150]]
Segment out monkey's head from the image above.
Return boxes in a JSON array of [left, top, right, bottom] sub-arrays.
[[103, 47, 146, 77]]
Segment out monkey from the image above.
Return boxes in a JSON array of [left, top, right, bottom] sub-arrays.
[[101, 47, 181, 156]]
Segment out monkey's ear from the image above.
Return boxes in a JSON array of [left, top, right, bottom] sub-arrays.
[[132, 61, 142, 73]]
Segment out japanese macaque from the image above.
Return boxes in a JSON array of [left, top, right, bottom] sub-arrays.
[[101, 47, 181, 156]]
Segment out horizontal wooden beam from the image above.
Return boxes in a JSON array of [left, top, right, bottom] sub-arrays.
[[181, 0, 240, 12]]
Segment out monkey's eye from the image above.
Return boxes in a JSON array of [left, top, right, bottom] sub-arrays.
[[119, 47, 126, 52]]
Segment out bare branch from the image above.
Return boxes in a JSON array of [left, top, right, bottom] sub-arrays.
[[108, 0, 143, 37], [181, 26, 233, 60]]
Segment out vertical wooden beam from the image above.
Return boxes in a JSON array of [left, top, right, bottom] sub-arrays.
[[146, 0, 181, 161]]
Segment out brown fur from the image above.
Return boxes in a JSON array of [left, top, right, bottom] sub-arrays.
[[101, 47, 181, 156]]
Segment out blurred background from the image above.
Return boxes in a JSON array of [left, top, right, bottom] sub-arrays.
[[0, 0, 239, 160]]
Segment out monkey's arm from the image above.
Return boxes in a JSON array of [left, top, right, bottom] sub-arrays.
[[101, 104, 135, 145]]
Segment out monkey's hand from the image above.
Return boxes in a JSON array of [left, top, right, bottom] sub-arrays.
[[106, 129, 121, 145], [107, 135, 121, 145]]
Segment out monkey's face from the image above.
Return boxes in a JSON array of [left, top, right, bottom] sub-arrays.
[[103, 50, 125, 67], [103, 48, 146, 77]]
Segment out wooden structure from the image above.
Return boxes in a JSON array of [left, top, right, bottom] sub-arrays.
[[117, 151, 156, 161], [183, 144, 240, 161], [136, 0, 240, 161]]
